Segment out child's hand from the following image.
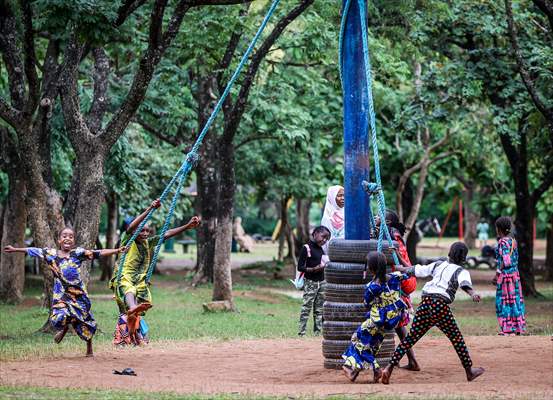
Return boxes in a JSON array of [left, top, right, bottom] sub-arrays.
[[471, 293, 481, 303], [118, 246, 129, 254], [3, 245, 16, 253], [187, 216, 201, 229], [150, 199, 161, 209]]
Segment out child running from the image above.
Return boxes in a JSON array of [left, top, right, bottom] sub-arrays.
[[297, 225, 331, 336], [494, 216, 526, 335], [381, 242, 485, 384], [110, 199, 200, 346], [342, 251, 410, 383], [4, 227, 127, 357]]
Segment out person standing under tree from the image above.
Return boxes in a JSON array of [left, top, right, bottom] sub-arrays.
[[321, 185, 344, 254], [297, 226, 331, 336], [476, 219, 490, 248]]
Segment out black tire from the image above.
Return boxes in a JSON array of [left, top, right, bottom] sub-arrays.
[[322, 337, 396, 359], [322, 321, 358, 340], [324, 262, 368, 285], [328, 239, 397, 264], [324, 283, 366, 303], [323, 302, 367, 322]]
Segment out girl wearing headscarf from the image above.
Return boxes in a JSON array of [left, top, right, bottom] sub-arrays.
[[320, 185, 345, 253]]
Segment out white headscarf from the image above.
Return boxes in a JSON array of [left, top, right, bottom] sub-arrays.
[[321, 185, 345, 252]]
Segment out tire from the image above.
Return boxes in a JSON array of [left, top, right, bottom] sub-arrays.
[[322, 337, 396, 359], [465, 257, 477, 269], [328, 239, 397, 264], [324, 283, 366, 303], [323, 302, 367, 322], [324, 262, 368, 285], [322, 321, 358, 340]]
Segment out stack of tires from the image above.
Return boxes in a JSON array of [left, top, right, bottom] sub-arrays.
[[322, 239, 397, 369]]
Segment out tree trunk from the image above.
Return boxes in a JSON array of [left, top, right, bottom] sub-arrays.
[[211, 147, 234, 307], [463, 185, 478, 249], [0, 164, 27, 303], [100, 191, 118, 281], [277, 197, 289, 262], [514, 196, 537, 296], [295, 198, 311, 255], [401, 179, 418, 262], [545, 214, 553, 281]]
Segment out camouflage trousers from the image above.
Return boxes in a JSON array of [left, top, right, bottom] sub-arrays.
[[298, 279, 326, 335]]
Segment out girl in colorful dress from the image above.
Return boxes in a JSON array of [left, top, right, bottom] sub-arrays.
[[320, 185, 344, 254], [110, 199, 201, 346], [4, 227, 127, 357], [374, 210, 419, 371], [381, 242, 485, 384], [342, 251, 410, 383], [493, 216, 526, 335]]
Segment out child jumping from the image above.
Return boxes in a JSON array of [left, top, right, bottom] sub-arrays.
[[4, 227, 127, 357], [381, 242, 485, 384], [110, 199, 200, 346], [297, 225, 331, 336], [342, 252, 410, 383]]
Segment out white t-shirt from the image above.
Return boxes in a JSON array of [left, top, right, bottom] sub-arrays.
[[411, 260, 473, 303]]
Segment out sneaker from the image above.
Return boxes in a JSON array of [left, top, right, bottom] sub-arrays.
[[298, 332, 306, 337]]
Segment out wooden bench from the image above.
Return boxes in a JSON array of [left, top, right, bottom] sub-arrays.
[[176, 239, 196, 254]]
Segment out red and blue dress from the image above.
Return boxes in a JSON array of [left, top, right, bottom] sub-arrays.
[[495, 237, 526, 334]]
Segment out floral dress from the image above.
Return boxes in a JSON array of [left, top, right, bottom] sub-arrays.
[[495, 237, 526, 334], [342, 272, 408, 371], [27, 247, 99, 341]]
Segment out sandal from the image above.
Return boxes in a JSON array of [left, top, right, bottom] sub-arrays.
[[113, 368, 137, 376]]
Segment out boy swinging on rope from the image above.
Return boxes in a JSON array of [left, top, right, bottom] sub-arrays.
[[110, 199, 201, 346]]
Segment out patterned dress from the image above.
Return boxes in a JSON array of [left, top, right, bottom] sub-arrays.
[[495, 237, 526, 334], [342, 272, 408, 371], [27, 247, 98, 341]]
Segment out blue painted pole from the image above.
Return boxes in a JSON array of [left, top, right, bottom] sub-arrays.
[[341, 0, 371, 240]]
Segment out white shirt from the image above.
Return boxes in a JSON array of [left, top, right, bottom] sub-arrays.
[[411, 260, 473, 303]]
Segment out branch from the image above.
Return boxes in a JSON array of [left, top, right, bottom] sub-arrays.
[[428, 150, 456, 166], [224, 0, 315, 144], [531, 0, 553, 32], [86, 48, 111, 134], [0, 2, 26, 110], [101, 0, 191, 148], [187, 0, 253, 5], [135, 117, 183, 147], [505, 0, 553, 133], [20, 0, 40, 115], [235, 134, 278, 149], [114, 0, 148, 27], [0, 97, 21, 128], [531, 160, 553, 204], [427, 130, 450, 153]]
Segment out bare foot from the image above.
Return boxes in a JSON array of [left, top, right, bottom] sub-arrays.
[[466, 367, 485, 382], [400, 362, 421, 371], [373, 368, 382, 383], [127, 302, 152, 318], [381, 365, 393, 384], [54, 326, 69, 344], [86, 340, 93, 357], [342, 365, 359, 382]]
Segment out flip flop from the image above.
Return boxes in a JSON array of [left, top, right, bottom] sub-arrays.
[[113, 368, 137, 376]]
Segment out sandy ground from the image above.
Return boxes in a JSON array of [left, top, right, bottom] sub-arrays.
[[1, 336, 551, 399]]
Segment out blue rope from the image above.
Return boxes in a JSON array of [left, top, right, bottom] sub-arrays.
[[115, 0, 282, 288]]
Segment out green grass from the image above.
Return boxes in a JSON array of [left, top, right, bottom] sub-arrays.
[[0, 386, 493, 400]]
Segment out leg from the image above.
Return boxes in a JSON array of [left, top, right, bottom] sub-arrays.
[[50, 305, 70, 344], [312, 281, 325, 334], [395, 325, 420, 371], [298, 280, 315, 336], [382, 298, 435, 384], [54, 325, 69, 344], [435, 304, 485, 381], [86, 339, 93, 357]]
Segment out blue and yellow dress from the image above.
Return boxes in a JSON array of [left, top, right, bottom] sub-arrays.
[[27, 247, 99, 341], [342, 271, 408, 371]]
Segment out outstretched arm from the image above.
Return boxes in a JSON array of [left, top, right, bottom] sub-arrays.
[[3, 245, 30, 254], [462, 286, 481, 303], [164, 216, 201, 240], [127, 199, 161, 234], [97, 247, 128, 257]]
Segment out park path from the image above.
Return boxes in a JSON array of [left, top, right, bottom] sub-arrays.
[[1, 336, 551, 399]]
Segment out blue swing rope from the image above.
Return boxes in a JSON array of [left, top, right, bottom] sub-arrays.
[[339, 0, 399, 264], [115, 0, 283, 288]]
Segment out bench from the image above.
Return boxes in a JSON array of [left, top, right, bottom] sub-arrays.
[[176, 239, 196, 254]]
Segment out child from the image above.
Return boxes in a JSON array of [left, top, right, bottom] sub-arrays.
[[493, 216, 526, 335], [110, 198, 201, 346], [374, 210, 419, 371], [381, 242, 485, 384], [4, 227, 127, 357], [297, 225, 331, 336], [342, 252, 410, 383]]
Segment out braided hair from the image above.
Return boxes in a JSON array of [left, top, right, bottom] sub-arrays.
[[495, 216, 512, 236], [448, 241, 468, 265], [385, 209, 406, 237], [367, 251, 387, 283]]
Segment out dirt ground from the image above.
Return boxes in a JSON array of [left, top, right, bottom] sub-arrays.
[[1, 336, 551, 399]]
